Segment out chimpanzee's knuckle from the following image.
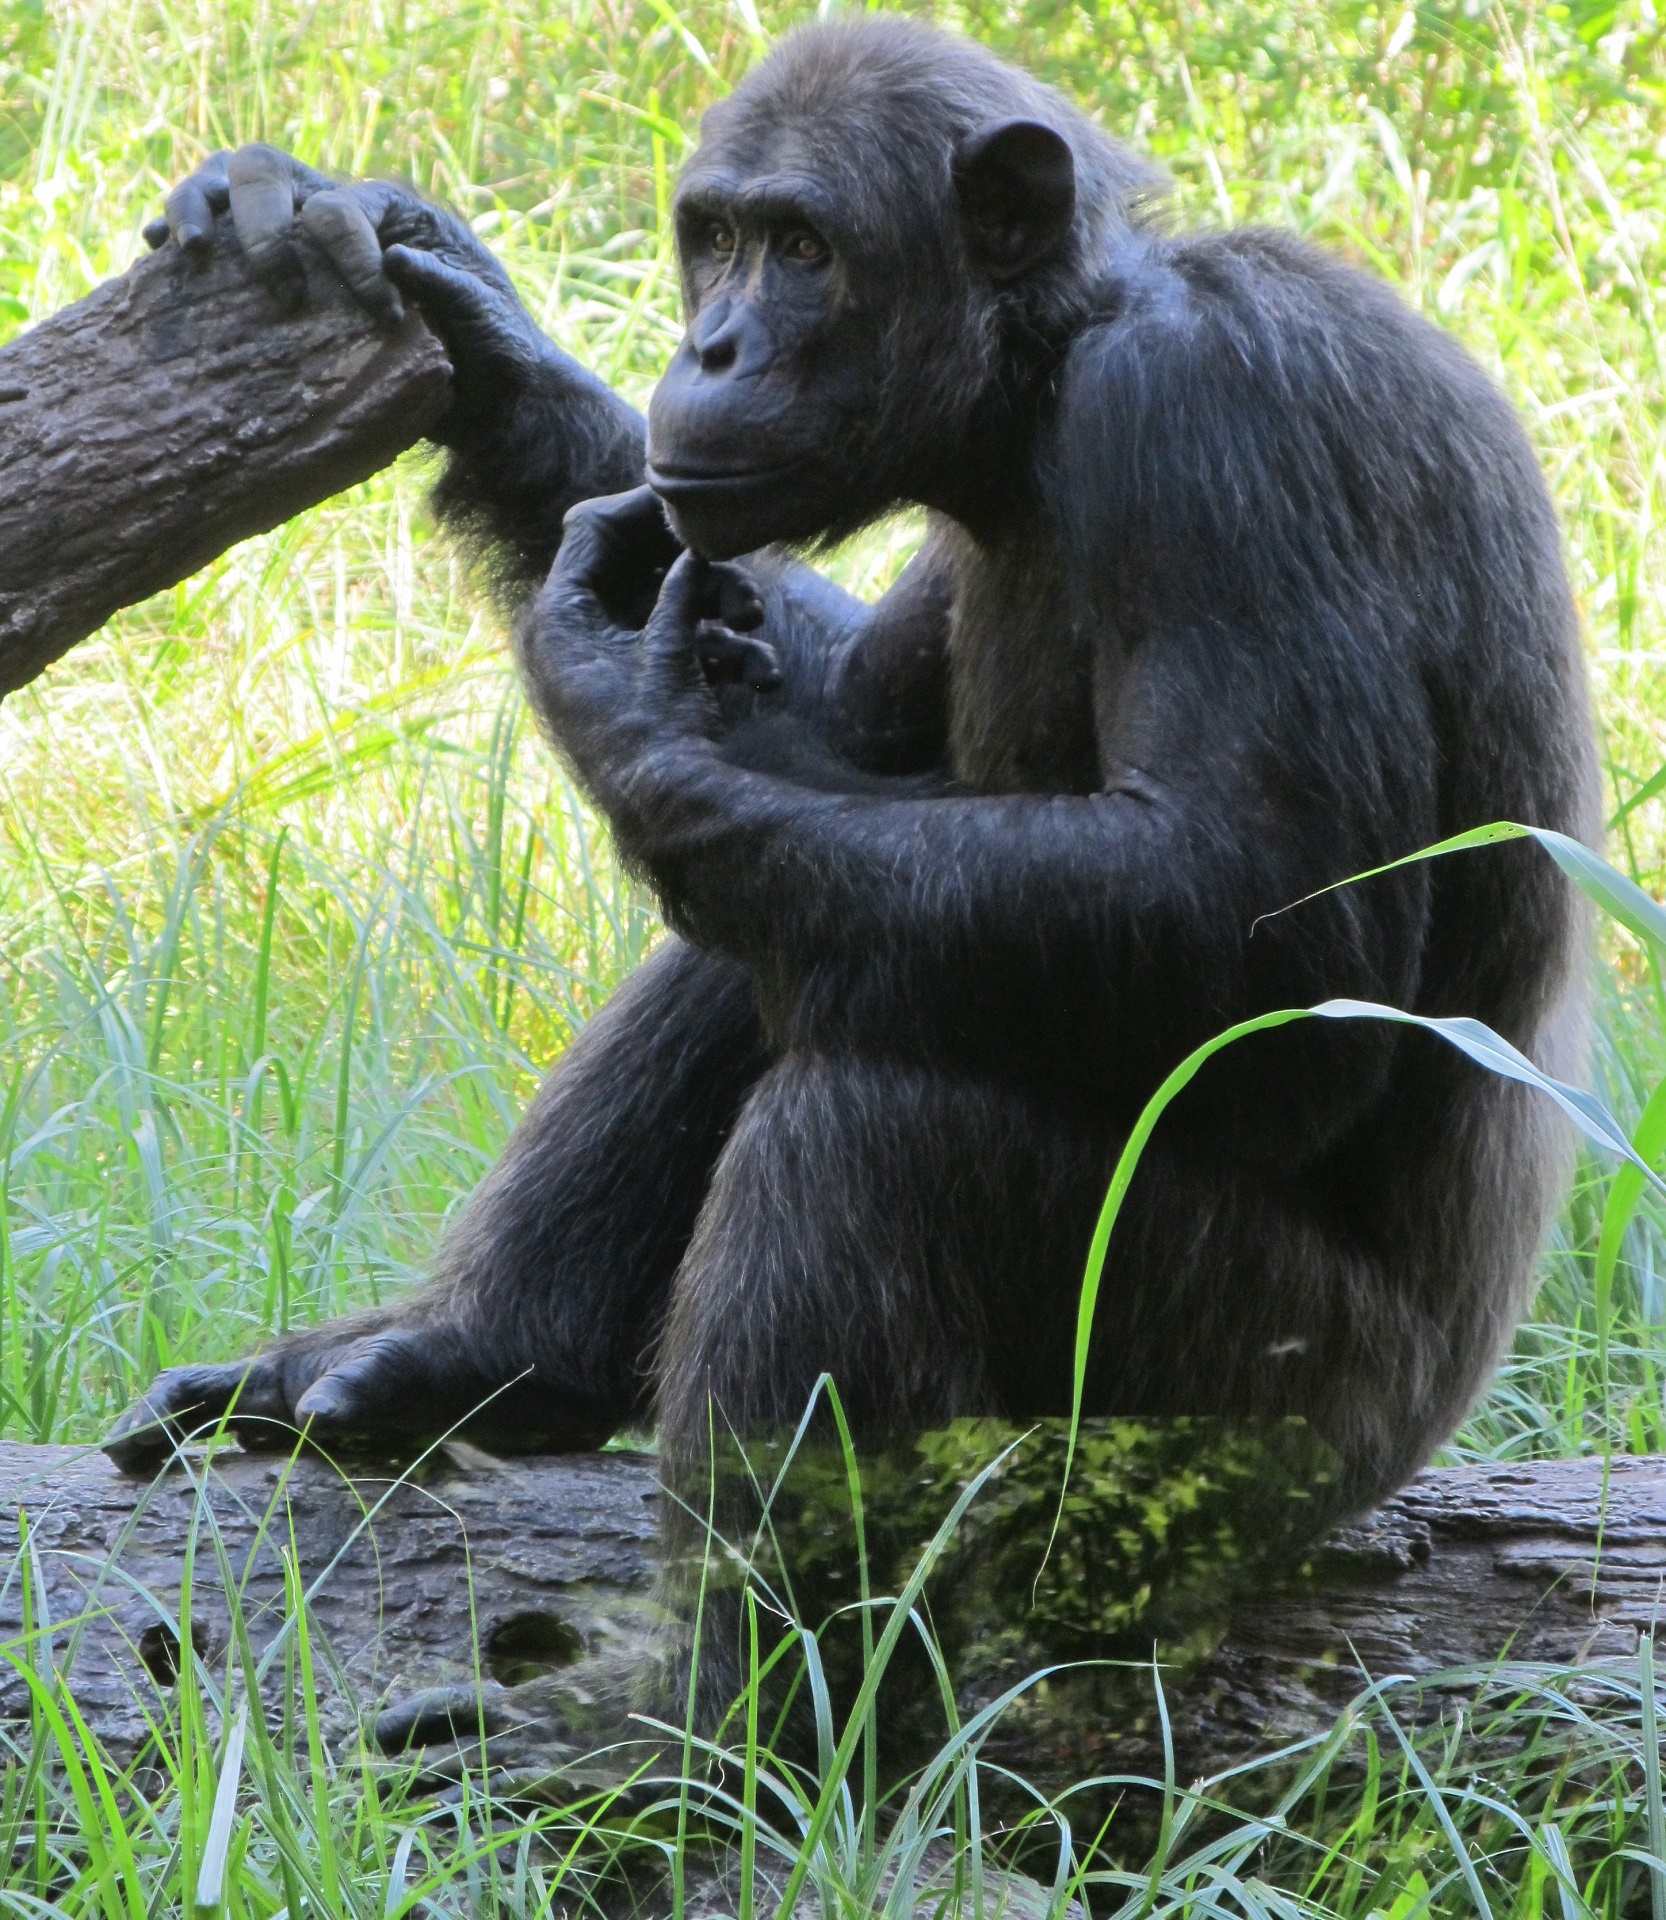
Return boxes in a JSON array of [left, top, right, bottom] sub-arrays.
[[563, 502, 644, 569]]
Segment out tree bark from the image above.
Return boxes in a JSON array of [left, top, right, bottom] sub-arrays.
[[0, 219, 453, 698], [2, 1439, 1660, 1787]]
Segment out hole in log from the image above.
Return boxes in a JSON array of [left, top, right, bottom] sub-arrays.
[[485, 1610, 585, 1685], [137, 1619, 213, 1686]]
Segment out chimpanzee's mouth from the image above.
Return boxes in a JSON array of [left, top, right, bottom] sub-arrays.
[[645, 460, 804, 500]]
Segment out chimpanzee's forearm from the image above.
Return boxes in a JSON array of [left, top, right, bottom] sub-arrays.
[[432, 353, 647, 601], [355, 185, 652, 596]]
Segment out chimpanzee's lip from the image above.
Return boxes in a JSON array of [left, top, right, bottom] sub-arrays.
[[646, 459, 804, 499]]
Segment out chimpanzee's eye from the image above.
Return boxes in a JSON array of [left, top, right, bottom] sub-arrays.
[[708, 221, 737, 255], [780, 228, 828, 265]]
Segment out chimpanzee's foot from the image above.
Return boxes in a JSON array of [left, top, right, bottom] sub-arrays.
[[372, 1658, 670, 1804], [102, 1355, 293, 1471], [102, 1318, 610, 1472]]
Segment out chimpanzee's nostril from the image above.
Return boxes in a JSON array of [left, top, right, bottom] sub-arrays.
[[699, 336, 738, 374]]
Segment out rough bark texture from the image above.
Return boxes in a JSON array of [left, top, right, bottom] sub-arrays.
[[1116, 1454, 1666, 1798], [1, 1440, 1660, 1787], [0, 217, 453, 698]]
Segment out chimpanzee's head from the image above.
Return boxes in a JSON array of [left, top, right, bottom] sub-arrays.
[[645, 18, 1160, 559]]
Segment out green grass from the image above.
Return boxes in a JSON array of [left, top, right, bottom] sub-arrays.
[[0, 0, 1662, 1454], [2, 0, 1666, 1911]]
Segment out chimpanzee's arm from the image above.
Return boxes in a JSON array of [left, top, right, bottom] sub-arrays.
[[141, 145, 949, 731], [429, 345, 647, 594], [535, 553, 1435, 1122], [520, 282, 1491, 1124], [324, 185, 648, 595]]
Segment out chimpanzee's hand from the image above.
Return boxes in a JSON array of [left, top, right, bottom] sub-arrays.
[[143, 145, 554, 444], [519, 488, 777, 818]]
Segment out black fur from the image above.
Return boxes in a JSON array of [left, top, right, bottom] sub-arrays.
[[112, 17, 1595, 1689]]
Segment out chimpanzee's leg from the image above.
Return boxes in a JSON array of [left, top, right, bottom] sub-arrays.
[[104, 939, 770, 1468], [655, 1041, 1157, 1450], [645, 1050, 1115, 1746], [369, 1049, 1087, 1782]]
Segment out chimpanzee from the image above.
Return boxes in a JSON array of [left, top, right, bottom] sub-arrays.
[[110, 19, 1594, 1582]]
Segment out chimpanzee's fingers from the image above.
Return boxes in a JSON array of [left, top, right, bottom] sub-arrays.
[[143, 215, 170, 250], [381, 243, 501, 338], [103, 1359, 284, 1472], [161, 154, 232, 258], [290, 1330, 435, 1432], [642, 552, 720, 699], [556, 486, 672, 575], [554, 488, 684, 629], [645, 551, 711, 626], [697, 624, 783, 692], [545, 506, 611, 600], [384, 241, 546, 387], [298, 189, 404, 326], [227, 144, 305, 294]]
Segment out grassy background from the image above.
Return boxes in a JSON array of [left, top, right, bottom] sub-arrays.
[[3, 1, 1666, 1913], [1, 0, 1663, 1458]]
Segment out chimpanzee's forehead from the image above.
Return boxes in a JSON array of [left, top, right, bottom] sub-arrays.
[[693, 98, 855, 175], [681, 99, 929, 237]]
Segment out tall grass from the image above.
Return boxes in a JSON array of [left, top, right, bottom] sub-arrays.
[[3, 2, 1666, 1912], [10, 1415, 1666, 1920], [0, 0, 1662, 1451]]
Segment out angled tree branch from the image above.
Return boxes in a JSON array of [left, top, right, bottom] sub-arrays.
[[0, 219, 452, 698]]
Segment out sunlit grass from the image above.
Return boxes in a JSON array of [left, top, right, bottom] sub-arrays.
[[1, 0, 1662, 1451], [9, 1422, 1666, 1920], [3, 1, 1666, 1909]]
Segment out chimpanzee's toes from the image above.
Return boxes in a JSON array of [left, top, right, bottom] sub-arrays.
[[696, 624, 782, 691], [372, 1662, 670, 1807], [707, 563, 767, 633], [102, 1417, 173, 1473], [102, 1362, 277, 1473], [371, 1684, 568, 1798], [291, 1332, 426, 1432], [428, 1754, 663, 1811]]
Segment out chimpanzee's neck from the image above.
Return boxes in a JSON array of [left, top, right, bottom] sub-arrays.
[[914, 321, 1066, 544], [917, 416, 1036, 545]]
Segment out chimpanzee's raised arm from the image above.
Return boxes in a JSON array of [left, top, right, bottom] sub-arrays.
[[145, 146, 951, 743], [145, 146, 644, 593]]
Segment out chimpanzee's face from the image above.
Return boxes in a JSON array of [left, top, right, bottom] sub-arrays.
[[647, 124, 895, 558], [646, 81, 1081, 558]]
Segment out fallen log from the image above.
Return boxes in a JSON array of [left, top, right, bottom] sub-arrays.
[[0, 218, 453, 698], [1, 1435, 1660, 1794]]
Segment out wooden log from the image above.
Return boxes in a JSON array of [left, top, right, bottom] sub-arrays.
[[0, 1439, 660, 1768], [0, 219, 453, 698], [1, 1438, 1661, 1791]]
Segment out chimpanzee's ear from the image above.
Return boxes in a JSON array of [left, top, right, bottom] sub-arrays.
[[953, 119, 1076, 281]]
